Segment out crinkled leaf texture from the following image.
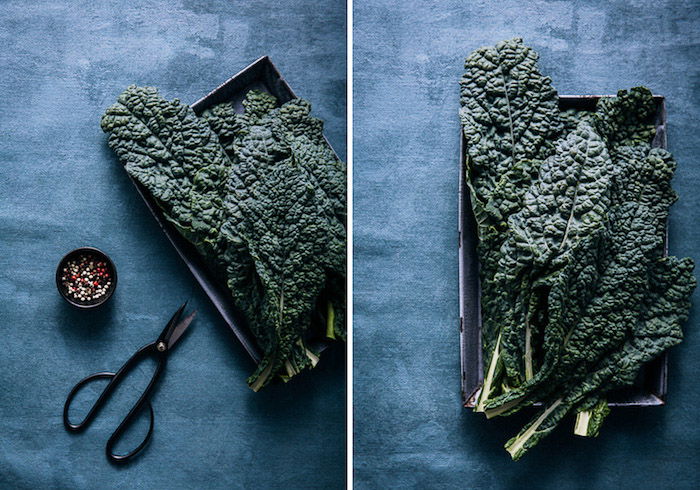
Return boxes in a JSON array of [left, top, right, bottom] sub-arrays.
[[102, 86, 346, 391], [100, 86, 231, 260], [460, 39, 695, 460], [459, 37, 565, 410], [460, 37, 562, 209], [506, 255, 694, 461]]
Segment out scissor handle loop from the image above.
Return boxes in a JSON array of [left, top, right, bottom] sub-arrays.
[[63, 371, 118, 431], [106, 401, 155, 463], [63, 342, 166, 463]]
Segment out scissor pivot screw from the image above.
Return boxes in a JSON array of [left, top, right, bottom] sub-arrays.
[[156, 342, 167, 352]]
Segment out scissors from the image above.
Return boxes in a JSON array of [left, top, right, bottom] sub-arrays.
[[63, 302, 196, 463]]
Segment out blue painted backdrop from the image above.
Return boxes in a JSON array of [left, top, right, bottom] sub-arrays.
[[0, 1, 346, 488], [353, 0, 700, 488]]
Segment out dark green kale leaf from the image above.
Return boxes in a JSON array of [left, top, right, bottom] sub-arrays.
[[479, 159, 543, 238], [475, 159, 542, 395], [459, 37, 564, 411], [224, 122, 345, 390], [460, 37, 562, 212], [273, 99, 347, 226], [242, 90, 278, 124], [501, 122, 614, 272], [610, 145, 677, 238], [484, 203, 663, 417], [200, 102, 246, 153], [479, 121, 614, 404], [207, 92, 347, 349], [559, 108, 592, 133], [486, 141, 692, 454], [504, 255, 695, 460], [593, 87, 657, 150], [461, 39, 695, 460], [483, 129, 679, 417], [102, 86, 346, 391], [100, 86, 231, 261], [206, 93, 347, 229]]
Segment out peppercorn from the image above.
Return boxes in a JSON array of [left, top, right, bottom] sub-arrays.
[[60, 253, 113, 303]]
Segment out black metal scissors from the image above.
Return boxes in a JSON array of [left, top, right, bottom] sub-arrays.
[[63, 302, 196, 463]]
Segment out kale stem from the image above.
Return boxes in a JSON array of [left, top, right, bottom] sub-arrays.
[[326, 301, 336, 340], [475, 332, 503, 412]]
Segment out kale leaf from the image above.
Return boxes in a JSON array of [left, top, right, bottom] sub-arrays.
[[205, 93, 348, 349], [100, 86, 231, 261], [224, 119, 345, 390], [459, 37, 562, 209], [102, 86, 346, 391], [460, 39, 695, 459], [478, 121, 615, 407], [484, 203, 664, 418], [459, 37, 566, 411], [505, 255, 694, 460]]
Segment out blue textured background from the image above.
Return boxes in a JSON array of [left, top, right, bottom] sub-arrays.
[[0, 1, 345, 488], [354, 0, 700, 488]]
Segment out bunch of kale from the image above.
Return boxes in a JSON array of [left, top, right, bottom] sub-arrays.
[[460, 38, 695, 459], [101, 87, 346, 391]]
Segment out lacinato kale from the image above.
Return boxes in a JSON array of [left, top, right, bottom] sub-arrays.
[[459, 38, 566, 411], [496, 121, 615, 388], [460, 39, 695, 459], [101, 86, 346, 391], [99, 86, 231, 261], [459, 37, 563, 208], [505, 255, 693, 460]]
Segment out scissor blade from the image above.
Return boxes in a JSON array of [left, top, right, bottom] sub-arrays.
[[166, 310, 196, 349], [158, 302, 188, 341]]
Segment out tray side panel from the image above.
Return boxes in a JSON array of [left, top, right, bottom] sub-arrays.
[[458, 137, 483, 407]]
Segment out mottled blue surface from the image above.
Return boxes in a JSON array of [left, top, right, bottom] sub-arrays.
[[0, 1, 345, 488], [354, 1, 700, 488]]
